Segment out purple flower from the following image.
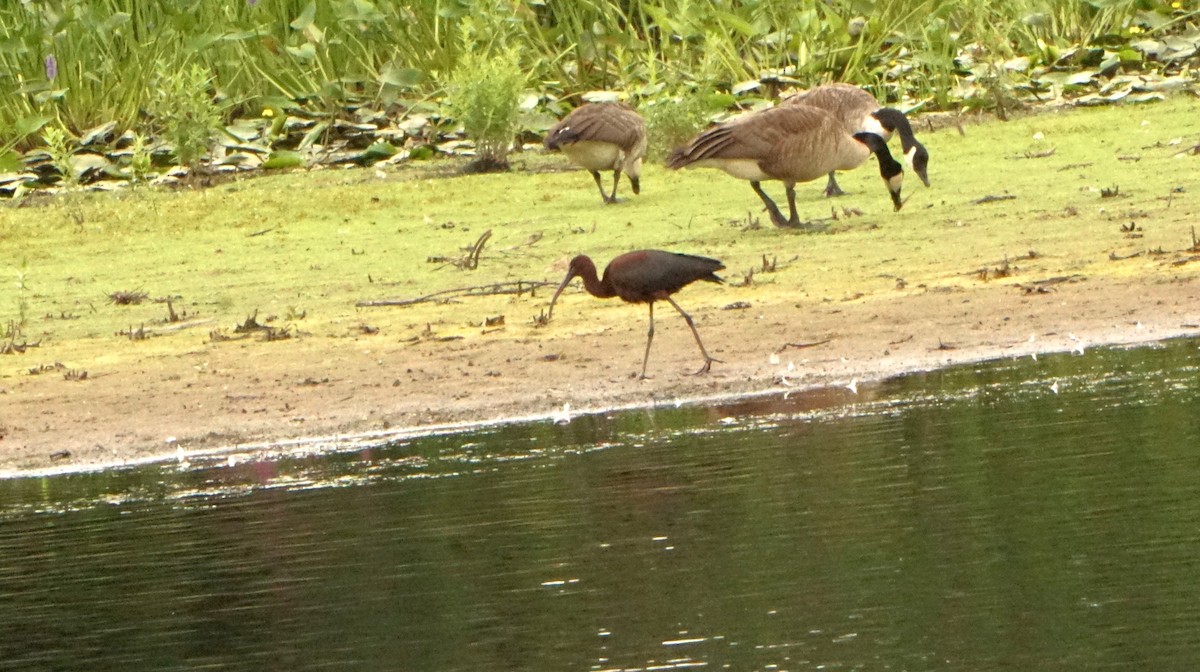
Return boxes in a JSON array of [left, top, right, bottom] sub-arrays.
[[247, 0, 259, 5], [44, 54, 57, 80]]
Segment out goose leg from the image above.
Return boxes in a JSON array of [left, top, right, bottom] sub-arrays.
[[590, 170, 614, 204], [750, 181, 791, 228], [784, 183, 800, 226], [606, 169, 623, 204], [784, 182, 825, 231], [666, 297, 719, 375], [823, 171, 845, 197]]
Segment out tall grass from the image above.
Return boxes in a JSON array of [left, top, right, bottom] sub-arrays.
[[0, 0, 1185, 152]]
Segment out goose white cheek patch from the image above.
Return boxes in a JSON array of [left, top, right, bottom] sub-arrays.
[[887, 173, 904, 193], [863, 115, 888, 138]]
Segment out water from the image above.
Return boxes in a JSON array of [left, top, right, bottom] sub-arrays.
[[3, 339, 1200, 671]]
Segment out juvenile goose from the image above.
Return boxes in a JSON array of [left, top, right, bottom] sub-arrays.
[[666, 105, 903, 228], [543, 102, 647, 204], [784, 83, 930, 196]]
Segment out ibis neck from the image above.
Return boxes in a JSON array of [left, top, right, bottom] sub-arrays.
[[580, 269, 617, 299]]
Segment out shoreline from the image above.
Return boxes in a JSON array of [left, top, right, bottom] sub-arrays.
[[5, 98, 1200, 480], [5, 284, 1197, 479]]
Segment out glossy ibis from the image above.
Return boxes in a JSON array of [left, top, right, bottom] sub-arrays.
[[666, 105, 904, 228], [546, 250, 724, 378], [783, 83, 930, 195], [543, 102, 647, 204]]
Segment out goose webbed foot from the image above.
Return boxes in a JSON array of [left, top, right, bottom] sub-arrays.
[[775, 218, 829, 232], [823, 172, 845, 198]]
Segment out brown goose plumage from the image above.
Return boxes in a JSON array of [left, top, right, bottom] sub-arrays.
[[783, 83, 930, 195], [666, 105, 904, 228], [544, 102, 647, 204]]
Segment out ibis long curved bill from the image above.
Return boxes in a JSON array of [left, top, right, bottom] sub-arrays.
[[545, 270, 578, 321], [542, 250, 724, 378]]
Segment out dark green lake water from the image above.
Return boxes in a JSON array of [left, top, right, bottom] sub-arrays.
[[3, 339, 1200, 671]]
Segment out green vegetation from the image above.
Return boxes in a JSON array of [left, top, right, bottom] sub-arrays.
[[38, 126, 77, 186], [640, 92, 711, 161], [1, 97, 1198, 372], [146, 63, 225, 171], [445, 48, 525, 171], [0, 0, 1196, 186]]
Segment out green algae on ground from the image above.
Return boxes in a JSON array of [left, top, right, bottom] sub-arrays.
[[2, 97, 1199, 378]]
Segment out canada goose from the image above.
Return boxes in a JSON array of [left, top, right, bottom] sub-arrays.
[[783, 83, 930, 196], [543, 102, 647, 204], [666, 105, 903, 228]]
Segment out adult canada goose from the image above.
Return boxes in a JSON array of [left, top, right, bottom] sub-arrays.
[[666, 105, 903, 228], [543, 102, 647, 204], [784, 83, 930, 196]]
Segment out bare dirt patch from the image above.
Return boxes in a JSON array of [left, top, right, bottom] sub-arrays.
[[3, 274, 1197, 476]]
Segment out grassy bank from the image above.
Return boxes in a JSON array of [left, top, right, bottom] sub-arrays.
[[1, 0, 1197, 189], [3, 96, 1199, 373]]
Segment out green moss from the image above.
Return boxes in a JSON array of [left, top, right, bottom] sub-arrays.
[[2, 97, 1199, 373]]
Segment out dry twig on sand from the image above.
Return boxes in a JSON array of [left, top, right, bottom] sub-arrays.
[[357, 280, 554, 308]]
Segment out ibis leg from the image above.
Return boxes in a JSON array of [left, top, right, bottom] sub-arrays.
[[639, 302, 656, 379], [666, 297, 719, 375]]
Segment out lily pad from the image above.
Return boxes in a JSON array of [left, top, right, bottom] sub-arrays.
[[216, 151, 267, 167], [298, 123, 330, 150], [408, 145, 435, 160], [1003, 56, 1030, 72], [378, 63, 424, 89], [1126, 92, 1165, 103], [1067, 70, 1098, 85], [0, 151, 22, 173], [14, 114, 54, 138], [287, 42, 317, 60], [333, 120, 379, 133], [581, 91, 623, 103], [519, 93, 540, 111], [225, 119, 268, 142], [68, 153, 115, 182], [0, 172, 38, 188], [1134, 75, 1192, 92], [262, 150, 304, 170], [80, 121, 119, 147], [361, 141, 397, 162], [285, 116, 316, 130], [1161, 34, 1200, 60], [397, 115, 429, 133], [732, 79, 762, 94]]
